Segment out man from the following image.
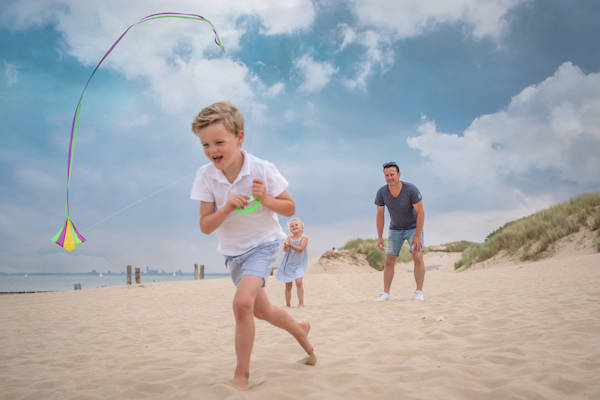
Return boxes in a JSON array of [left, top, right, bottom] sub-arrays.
[[374, 162, 425, 301]]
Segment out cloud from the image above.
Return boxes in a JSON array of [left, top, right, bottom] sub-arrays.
[[295, 54, 337, 93], [407, 62, 600, 193], [338, 28, 394, 90], [0, 0, 316, 113], [348, 0, 525, 40], [3, 61, 19, 86]]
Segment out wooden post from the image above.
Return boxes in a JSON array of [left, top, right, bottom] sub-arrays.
[[135, 267, 141, 284], [200, 264, 205, 280], [126, 265, 132, 285], [194, 264, 198, 280]]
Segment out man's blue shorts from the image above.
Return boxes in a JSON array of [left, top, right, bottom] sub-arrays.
[[386, 228, 424, 255]]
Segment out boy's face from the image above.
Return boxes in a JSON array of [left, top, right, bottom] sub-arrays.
[[197, 122, 244, 171]]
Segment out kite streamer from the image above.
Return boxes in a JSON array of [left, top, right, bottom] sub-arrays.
[[52, 12, 225, 252]]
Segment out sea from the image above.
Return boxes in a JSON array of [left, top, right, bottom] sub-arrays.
[[0, 273, 229, 294]]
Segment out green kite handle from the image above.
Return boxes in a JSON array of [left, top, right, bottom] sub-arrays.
[[237, 197, 260, 214]]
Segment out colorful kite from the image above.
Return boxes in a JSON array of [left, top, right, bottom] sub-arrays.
[[52, 12, 225, 252]]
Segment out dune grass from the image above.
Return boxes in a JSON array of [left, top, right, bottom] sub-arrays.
[[455, 193, 600, 270], [340, 238, 412, 270]]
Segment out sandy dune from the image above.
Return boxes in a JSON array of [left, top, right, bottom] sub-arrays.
[[1, 250, 599, 399]]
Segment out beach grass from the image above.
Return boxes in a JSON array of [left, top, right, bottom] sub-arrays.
[[455, 192, 600, 270], [340, 238, 412, 270]]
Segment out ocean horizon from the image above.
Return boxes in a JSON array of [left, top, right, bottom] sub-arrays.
[[0, 273, 229, 293]]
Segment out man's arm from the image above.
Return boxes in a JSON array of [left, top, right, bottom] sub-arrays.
[[411, 200, 425, 252], [376, 206, 385, 251]]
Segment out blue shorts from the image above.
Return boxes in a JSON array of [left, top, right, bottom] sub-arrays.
[[225, 241, 280, 287], [386, 228, 424, 255]]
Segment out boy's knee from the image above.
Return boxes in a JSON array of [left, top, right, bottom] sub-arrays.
[[295, 279, 303, 288], [233, 296, 254, 318], [253, 306, 269, 320]]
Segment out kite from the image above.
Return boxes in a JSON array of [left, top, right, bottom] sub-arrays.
[[52, 12, 225, 252]]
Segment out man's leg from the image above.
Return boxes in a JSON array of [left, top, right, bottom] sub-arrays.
[[231, 275, 263, 389], [412, 250, 425, 291], [383, 254, 398, 294]]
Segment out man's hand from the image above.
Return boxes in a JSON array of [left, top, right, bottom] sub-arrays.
[[377, 237, 385, 251], [252, 178, 267, 201], [411, 234, 423, 253], [225, 194, 250, 212]]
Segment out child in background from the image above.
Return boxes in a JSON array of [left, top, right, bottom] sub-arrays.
[[277, 218, 309, 307], [189, 101, 316, 390]]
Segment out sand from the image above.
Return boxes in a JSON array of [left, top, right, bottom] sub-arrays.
[[1, 251, 599, 399]]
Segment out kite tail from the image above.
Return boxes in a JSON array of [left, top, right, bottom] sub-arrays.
[[54, 12, 224, 251]]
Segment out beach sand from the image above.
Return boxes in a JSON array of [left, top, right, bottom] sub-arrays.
[[1, 250, 599, 399]]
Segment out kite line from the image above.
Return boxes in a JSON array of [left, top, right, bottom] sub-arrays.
[[53, 12, 225, 251]]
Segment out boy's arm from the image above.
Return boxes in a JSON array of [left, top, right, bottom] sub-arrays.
[[199, 195, 249, 234], [252, 178, 295, 217]]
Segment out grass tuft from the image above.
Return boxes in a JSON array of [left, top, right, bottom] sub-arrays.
[[455, 192, 600, 269]]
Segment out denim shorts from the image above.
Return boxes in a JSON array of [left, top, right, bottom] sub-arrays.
[[225, 241, 280, 287], [386, 228, 424, 255]]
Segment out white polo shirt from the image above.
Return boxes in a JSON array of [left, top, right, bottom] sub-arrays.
[[190, 150, 288, 256]]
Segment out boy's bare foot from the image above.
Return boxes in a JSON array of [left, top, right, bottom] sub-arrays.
[[231, 373, 249, 390], [298, 353, 317, 366], [226, 378, 266, 391], [296, 320, 315, 356]]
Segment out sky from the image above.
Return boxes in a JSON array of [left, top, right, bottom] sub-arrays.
[[1, 0, 599, 273]]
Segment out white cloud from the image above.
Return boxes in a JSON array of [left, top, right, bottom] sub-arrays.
[[0, 0, 316, 113], [408, 62, 600, 191], [341, 29, 394, 90], [4, 61, 19, 86], [349, 0, 525, 40], [295, 54, 337, 93], [267, 81, 285, 97]]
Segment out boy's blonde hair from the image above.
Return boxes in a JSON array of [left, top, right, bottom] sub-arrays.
[[287, 218, 304, 231], [191, 101, 244, 137]]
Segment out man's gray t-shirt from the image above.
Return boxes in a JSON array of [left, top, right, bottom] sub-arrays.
[[374, 181, 422, 230]]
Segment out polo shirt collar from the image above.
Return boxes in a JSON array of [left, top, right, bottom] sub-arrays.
[[208, 149, 250, 185]]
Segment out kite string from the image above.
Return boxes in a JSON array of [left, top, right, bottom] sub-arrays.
[[82, 172, 194, 233], [63, 12, 225, 218]]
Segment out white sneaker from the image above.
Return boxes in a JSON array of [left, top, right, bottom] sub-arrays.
[[376, 292, 390, 301], [413, 290, 425, 301]]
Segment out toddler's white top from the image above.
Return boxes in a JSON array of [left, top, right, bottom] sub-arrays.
[[190, 150, 287, 256]]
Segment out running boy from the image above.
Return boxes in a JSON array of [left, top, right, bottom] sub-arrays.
[[190, 101, 316, 390]]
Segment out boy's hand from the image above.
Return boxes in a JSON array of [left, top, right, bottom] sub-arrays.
[[252, 178, 267, 201], [226, 194, 250, 212]]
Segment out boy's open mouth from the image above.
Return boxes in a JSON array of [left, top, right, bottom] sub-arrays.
[[212, 155, 223, 161]]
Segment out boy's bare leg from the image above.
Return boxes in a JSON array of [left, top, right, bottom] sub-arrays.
[[231, 275, 263, 389], [285, 282, 293, 307], [295, 278, 304, 306], [254, 287, 314, 357]]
